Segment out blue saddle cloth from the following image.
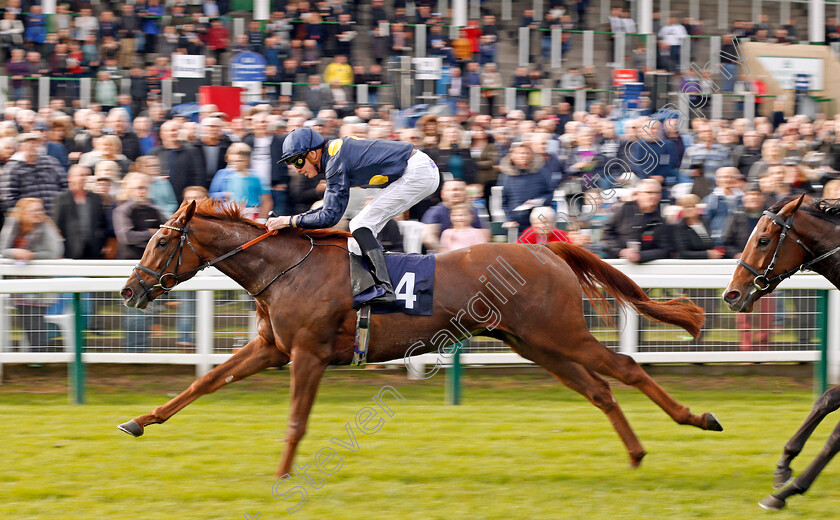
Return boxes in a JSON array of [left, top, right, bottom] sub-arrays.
[[352, 253, 435, 315]]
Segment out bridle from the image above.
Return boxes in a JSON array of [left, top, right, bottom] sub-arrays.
[[132, 222, 315, 302], [737, 207, 840, 292]]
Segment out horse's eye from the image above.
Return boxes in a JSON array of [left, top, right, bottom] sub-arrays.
[[758, 237, 770, 247], [157, 239, 167, 248]]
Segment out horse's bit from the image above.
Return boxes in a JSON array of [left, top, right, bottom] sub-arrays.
[[133, 223, 314, 302], [737, 209, 840, 292]]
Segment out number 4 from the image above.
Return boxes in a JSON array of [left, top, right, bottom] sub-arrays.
[[395, 272, 417, 309]]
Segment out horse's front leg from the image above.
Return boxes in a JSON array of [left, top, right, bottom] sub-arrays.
[[772, 385, 840, 489], [761, 416, 840, 510], [118, 335, 288, 436], [276, 347, 328, 478]]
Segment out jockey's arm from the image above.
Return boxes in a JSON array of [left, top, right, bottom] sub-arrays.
[[270, 169, 349, 230]]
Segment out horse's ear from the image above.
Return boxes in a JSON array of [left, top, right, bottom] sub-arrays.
[[792, 193, 807, 214], [181, 200, 196, 224]]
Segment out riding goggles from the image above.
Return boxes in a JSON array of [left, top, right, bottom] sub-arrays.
[[284, 154, 307, 168]]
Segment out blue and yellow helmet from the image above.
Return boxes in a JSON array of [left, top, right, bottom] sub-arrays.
[[280, 128, 327, 166]]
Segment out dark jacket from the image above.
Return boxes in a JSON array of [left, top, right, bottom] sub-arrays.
[[119, 132, 142, 162], [150, 144, 204, 204], [602, 201, 671, 262], [113, 200, 164, 259], [733, 145, 762, 178], [51, 190, 107, 259], [722, 209, 764, 259], [288, 170, 325, 214], [671, 221, 713, 259], [426, 145, 476, 184], [497, 153, 554, 229], [242, 133, 287, 187], [130, 75, 148, 100], [196, 138, 231, 186]]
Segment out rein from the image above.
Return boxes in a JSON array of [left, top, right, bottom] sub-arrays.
[[738, 208, 840, 292], [133, 224, 315, 301]]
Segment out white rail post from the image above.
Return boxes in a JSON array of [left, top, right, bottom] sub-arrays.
[[619, 305, 639, 355], [583, 30, 594, 67], [195, 290, 214, 377], [828, 290, 840, 384], [505, 86, 517, 112], [519, 26, 530, 67], [79, 77, 92, 108], [551, 27, 562, 68], [470, 85, 480, 113], [712, 93, 723, 119], [0, 76, 8, 111], [38, 76, 49, 109]]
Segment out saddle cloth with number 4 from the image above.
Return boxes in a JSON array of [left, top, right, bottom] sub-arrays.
[[350, 252, 435, 315]]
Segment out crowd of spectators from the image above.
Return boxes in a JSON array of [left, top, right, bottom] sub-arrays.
[[0, 0, 820, 120], [0, 1, 836, 351]]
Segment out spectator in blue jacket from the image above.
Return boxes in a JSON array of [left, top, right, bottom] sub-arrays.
[[702, 167, 744, 247], [627, 119, 680, 200], [498, 141, 554, 231]]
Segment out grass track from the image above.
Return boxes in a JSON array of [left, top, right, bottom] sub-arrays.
[[2, 367, 840, 519]]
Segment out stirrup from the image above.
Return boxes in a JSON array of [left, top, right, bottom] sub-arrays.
[[352, 305, 371, 366]]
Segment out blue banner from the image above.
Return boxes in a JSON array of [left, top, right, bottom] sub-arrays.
[[230, 52, 267, 82]]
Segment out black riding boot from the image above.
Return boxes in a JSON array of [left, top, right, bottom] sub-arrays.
[[353, 227, 396, 305]]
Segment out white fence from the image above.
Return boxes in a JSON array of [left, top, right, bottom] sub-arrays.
[[0, 259, 837, 385]]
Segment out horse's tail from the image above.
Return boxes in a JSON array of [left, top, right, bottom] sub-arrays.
[[546, 241, 704, 338]]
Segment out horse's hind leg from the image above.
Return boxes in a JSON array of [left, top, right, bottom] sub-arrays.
[[760, 416, 840, 510], [529, 331, 720, 432], [536, 352, 648, 467], [118, 336, 288, 436], [771, 385, 840, 489]]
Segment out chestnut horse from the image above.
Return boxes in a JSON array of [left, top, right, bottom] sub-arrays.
[[724, 194, 840, 510], [118, 199, 722, 477]]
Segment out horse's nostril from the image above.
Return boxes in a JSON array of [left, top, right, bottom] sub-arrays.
[[121, 288, 133, 299], [725, 291, 740, 302]]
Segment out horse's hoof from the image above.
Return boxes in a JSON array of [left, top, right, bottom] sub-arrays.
[[758, 495, 786, 510], [118, 420, 144, 437], [704, 412, 724, 432], [629, 450, 647, 468], [773, 468, 793, 489]]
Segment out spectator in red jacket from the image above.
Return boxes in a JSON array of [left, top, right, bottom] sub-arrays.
[[205, 18, 230, 63], [517, 206, 569, 244]]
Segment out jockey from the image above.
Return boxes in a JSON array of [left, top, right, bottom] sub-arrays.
[[267, 128, 440, 305]]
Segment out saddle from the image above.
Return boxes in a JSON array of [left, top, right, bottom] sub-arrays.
[[349, 251, 435, 366]]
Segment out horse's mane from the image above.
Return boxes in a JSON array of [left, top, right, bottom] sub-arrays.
[[177, 199, 352, 239], [767, 194, 840, 225], [814, 198, 840, 217]]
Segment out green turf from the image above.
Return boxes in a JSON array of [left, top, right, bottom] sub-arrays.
[[2, 369, 839, 519]]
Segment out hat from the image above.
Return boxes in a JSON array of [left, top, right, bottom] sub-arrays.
[[782, 156, 801, 166], [744, 182, 762, 193], [16, 133, 40, 143], [687, 157, 705, 169], [280, 128, 326, 163], [93, 170, 118, 183]]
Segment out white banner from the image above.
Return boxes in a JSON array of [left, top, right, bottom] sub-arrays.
[[413, 57, 443, 80], [172, 55, 206, 79], [757, 56, 825, 90]]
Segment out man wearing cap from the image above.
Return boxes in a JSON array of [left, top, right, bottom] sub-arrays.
[[266, 128, 440, 305], [1, 133, 66, 214]]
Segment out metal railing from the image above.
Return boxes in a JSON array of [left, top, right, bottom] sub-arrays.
[[0, 259, 835, 400]]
